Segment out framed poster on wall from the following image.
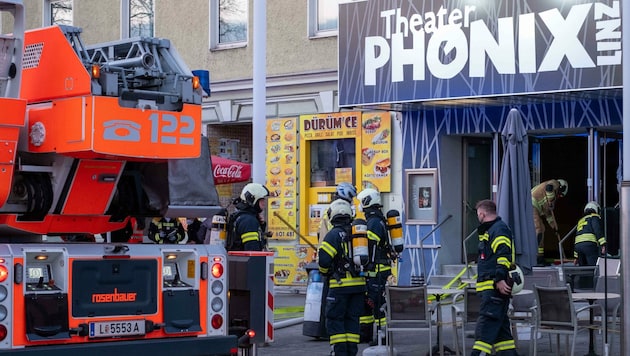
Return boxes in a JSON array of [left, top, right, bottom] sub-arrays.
[[405, 168, 438, 224]]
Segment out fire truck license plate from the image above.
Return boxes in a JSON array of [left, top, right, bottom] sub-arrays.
[[89, 320, 145, 338]]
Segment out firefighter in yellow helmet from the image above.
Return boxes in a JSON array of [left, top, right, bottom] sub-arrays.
[[531, 179, 568, 265]]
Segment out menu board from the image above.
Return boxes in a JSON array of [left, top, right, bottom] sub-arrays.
[[269, 244, 317, 286], [360, 112, 392, 192], [266, 117, 298, 240]]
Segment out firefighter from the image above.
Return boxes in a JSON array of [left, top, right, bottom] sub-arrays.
[[356, 188, 391, 345], [231, 182, 270, 251], [319, 182, 357, 245], [184, 217, 203, 244], [472, 199, 518, 356], [574, 201, 606, 266], [148, 217, 186, 244], [318, 199, 366, 356], [531, 178, 568, 265]]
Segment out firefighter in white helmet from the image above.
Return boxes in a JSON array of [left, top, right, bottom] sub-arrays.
[[318, 182, 357, 245], [531, 178, 568, 265], [318, 199, 366, 356], [230, 182, 270, 251], [356, 188, 391, 345], [574, 201, 606, 266]]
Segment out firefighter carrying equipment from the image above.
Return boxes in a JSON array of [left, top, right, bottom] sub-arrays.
[[531, 179, 566, 261]]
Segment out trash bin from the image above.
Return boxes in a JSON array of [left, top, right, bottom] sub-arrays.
[[302, 262, 328, 338]]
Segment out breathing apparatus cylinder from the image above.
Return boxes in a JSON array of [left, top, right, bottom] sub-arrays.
[[351, 218, 369, 268], [208, 212, 227, 246], [386, 209, 404, 253]]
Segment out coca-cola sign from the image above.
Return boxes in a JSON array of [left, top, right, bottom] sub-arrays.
[[211, 156, 251, 185]]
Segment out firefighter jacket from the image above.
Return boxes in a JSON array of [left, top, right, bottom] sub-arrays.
[[476, 217, 514, 293], [148, 217, 185, 244], [531, 179, 561, 230], [233, 205, 265, 251], [364, 208, 392, 276], [319, 222, 367, 293], [575, 213, 606, 246]]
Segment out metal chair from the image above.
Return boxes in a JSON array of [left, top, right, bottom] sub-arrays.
[[384, 285, 434, 356], [531, 284, 593, 356], [508, 274, 552, 343], [450, 287, 480, 356], [531, 267, 561, 286]]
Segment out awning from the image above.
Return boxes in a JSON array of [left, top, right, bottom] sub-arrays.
[[211, 155, 251, 185]]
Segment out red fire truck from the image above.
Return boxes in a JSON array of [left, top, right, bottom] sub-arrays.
[[0, 1, 274, 355]]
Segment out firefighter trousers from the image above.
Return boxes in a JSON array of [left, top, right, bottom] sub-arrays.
[[325, 289, 364, 356], [471, 290, 517, 356], [360, 270, 391, 342]]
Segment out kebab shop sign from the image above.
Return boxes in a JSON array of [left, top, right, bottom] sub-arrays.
[[302, 113, 359, 138]]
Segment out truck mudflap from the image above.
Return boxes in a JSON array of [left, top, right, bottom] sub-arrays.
[[0, 335, 237, 356]]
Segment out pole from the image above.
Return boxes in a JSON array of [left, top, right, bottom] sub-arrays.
[[252, 0, 266, 184], [621, 1, 630, 353]]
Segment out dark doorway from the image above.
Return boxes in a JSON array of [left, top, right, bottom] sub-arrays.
[[463, 138, 493, 263], [535, 136, 587, 260]]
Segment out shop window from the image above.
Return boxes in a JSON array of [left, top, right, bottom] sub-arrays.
[[45, 0, 72, 26], [310, 138, 355, 187]]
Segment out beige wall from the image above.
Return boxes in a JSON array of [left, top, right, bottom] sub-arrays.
[[19, 1, 337, 81]]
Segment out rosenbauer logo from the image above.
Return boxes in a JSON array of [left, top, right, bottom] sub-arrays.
[[92, 288, 137, 303]]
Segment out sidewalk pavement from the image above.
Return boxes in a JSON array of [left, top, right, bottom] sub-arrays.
[[264, 287, 618, 356]]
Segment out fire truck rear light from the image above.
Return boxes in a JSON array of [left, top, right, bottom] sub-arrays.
[[211, 297, 223, 312], [0, 324, 6, 341], [211, 314, 223, 329], [0, 285, 7, 302], [211, 263, 223, 278], [91, 64, 100, 78], [211, 280, 223, 295], [0, 265, 8, 282], [0, 306, 7, 321]]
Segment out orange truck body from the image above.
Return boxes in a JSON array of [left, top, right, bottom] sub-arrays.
[[0, 2, 239, 355]]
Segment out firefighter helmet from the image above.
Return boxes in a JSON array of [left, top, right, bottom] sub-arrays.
[[557, 179, 568, 197], [510, 265, 525, 294], [357, 188, 382, 209], [240, 183, 270, 206], [335, 182, 357, 203], [584, 201, 601, 214], [327, 199, 353, 221]]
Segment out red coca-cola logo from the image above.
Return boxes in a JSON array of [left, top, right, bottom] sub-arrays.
[[214, 164, 243, 178]]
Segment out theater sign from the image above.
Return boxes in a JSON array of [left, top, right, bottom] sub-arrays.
[[338, 0, 622, 106]]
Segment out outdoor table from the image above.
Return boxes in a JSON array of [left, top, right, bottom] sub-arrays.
[[571, 292, 621, 356], [428, 288, 462, 355]]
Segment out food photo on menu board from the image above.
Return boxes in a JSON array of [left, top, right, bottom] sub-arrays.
[[360, 113, 392, 192]]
